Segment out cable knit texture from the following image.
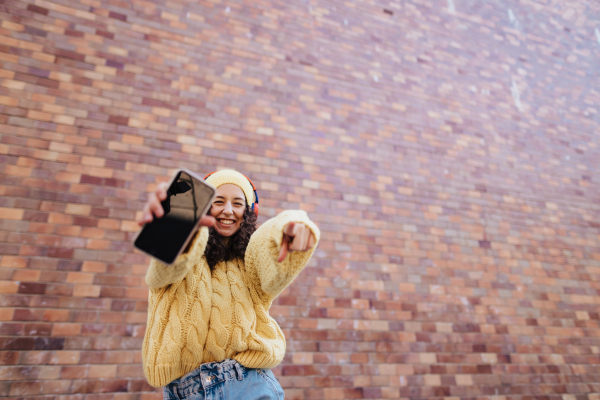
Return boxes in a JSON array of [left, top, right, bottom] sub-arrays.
[[142, 210, 320, 387]]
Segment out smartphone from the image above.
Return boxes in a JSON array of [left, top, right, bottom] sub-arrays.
[[133, 168, 216, 265]]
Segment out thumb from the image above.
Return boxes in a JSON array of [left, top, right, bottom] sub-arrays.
[[199, 215, 215, 227], [283, 222, 296, 237], [278, 235, 290, 263]]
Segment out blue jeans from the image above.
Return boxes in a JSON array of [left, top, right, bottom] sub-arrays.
[[163, 359, 285, 400]]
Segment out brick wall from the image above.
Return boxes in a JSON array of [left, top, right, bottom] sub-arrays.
[[1, 0, 600, 399]]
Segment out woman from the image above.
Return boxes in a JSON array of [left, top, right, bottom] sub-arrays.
[[137, 169, 319, 400]]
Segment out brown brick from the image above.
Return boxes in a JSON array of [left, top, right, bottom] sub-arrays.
[[27, 4, 49, 15], [9, 381, 42, 396], [61, 365, 89, 379], [0, 351, 19, 365]]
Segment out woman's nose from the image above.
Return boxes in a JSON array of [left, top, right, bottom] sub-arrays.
[[223, 201, 233, 214]]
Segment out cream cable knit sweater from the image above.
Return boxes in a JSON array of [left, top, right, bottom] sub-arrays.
[[142, 210, 320, 387]]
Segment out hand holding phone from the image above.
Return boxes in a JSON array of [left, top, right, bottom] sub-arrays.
[[133, 169, 217, 265], [138, 182, 215, 228]]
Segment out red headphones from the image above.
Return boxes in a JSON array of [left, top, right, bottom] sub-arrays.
[[203, 171, 259, 216]]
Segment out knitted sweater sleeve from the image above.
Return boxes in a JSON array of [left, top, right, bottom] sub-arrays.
[[244, 210, 320, 301], [144, 226, 210, 288]]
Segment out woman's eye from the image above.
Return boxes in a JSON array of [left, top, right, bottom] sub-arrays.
[[235, 203, 244, 207]]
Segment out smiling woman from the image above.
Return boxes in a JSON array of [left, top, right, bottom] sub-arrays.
[[138, 169, 320, 400], [204, 183, 258, 269]]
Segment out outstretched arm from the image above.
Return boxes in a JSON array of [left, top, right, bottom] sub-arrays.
[[138, 181, 215, 288], [244, 210, 320, 302]]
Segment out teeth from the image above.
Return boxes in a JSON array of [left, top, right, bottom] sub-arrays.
[[219, 220, 235, 225]]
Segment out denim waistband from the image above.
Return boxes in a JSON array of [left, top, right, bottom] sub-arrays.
[[164, 359, 246, 399]]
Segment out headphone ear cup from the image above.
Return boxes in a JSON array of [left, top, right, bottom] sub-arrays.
[[253, 203, 259, 216]]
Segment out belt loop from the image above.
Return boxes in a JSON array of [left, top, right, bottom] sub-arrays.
[[234, 362, 244, 381]]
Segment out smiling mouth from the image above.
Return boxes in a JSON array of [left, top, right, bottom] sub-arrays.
[[218, 219, 236, 226]]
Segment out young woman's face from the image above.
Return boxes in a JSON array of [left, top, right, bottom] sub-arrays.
[[209, 184, 246, 237]]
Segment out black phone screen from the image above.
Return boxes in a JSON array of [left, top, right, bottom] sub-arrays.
[[134, 171, 215, 265]]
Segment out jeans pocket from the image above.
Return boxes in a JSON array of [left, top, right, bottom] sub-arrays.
[[256, 369, 283, 400]]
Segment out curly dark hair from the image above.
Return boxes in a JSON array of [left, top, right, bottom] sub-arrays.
[[205, 206, 257, 269]]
